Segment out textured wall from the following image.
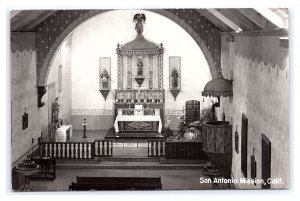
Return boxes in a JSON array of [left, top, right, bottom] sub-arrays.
[[11, 32, 41, 164], [40, 35, 73, 136], [220, 35, 289, 189]]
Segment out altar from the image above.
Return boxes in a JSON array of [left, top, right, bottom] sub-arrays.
[[114, 115, 162, 133], [111, 14, 165, 135]]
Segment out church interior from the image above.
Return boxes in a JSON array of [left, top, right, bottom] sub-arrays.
[[10, 9, 289, 191]]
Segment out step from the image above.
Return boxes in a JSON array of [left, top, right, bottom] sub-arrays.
[[160, 159, 209, 164], [56, 163, 205, 170], [99, 157, 160, 162]]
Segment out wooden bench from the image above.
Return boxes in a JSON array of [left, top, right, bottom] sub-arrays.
[[69, 177, 162, 190]]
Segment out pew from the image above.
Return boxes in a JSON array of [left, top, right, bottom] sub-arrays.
[[69, 176, 162, 190]]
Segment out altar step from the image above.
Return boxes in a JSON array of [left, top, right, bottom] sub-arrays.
[[105, 128, 164, 140], [99, 157, 160, 162], [56, 160, 206, 170]]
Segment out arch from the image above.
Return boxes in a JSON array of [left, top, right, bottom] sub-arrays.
[[37, 9, 219, 87]]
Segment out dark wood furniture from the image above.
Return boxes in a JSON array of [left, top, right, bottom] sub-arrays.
[[165, 140, 207, 160], [185, 100, 200, 124], [30, 157, 56, 180], [69, 177, 162, 190]]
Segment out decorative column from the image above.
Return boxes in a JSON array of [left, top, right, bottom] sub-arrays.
[[117, 44, 123, 89], [127, 55, 133, 89], [158, 43, 164, 89], [149, 55, 153, 89]]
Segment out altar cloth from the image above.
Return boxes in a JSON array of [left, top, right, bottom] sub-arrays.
[[114, 115, 162, 133]]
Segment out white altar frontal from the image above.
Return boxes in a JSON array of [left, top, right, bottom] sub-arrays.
[[114, 115, 162, 133]]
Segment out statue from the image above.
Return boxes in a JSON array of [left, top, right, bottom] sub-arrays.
[[52, 97, 60, 125], [171, 68, 179, 89], [133, 13, 146, 35], [137, 59, 143, 76], [100, 69, 110, 89]]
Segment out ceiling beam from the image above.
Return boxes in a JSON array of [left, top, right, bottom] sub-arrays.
[[237, 8, 278, 30], [221, 28, 288, 37], [11, 11, 43, 31], [217, 9, 260, 31], [196, 9, 233, 32], [22, 11, 56, 31], [254, 8, 285, 29], [10, 10, 22, 19], [207, 9, 241, 32]]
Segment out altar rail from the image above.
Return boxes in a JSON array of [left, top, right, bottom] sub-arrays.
[[42, 142, 95, 159], [94, 140, 113, 157], [40, 140, 113, 159], [148, 140, 166, 157]]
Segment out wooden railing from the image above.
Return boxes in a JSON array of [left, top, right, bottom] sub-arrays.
[[165, 140, 207, 159], [94, 140, 113, 157], [42, 142, 95, 159], [148, 140, 165, 157]]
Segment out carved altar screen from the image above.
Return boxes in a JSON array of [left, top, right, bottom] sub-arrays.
[[114, 13, 165, 127]]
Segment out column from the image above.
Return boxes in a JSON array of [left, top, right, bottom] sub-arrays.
[[117, 53, 123, 89], [149, 55, 153, 89], [127, 55, 132, 89]]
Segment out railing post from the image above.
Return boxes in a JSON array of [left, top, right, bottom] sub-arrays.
[[110, 141, 113, 157]]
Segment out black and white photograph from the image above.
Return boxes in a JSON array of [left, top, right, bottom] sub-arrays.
[[4, 0, 298, 198]]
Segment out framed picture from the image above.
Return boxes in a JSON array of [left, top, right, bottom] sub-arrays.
[[235, 130, 239, 154], [251, 154, 257, 185], [22, 111, 28, 130]]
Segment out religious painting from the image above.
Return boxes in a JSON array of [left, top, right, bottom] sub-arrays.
[[241, 114, 248, 178], [22, 109, 28, 130], [251, 153, 257, 185], [262, 134, 272, 189], [235, 126, 239, 154]]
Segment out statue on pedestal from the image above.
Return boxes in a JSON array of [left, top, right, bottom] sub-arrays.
[[100, 69, 110, 89], [171, 68, 179, 89], [137, 59, 143, 76], [52, 97, 60, 127], [133, 13, 146, 35]]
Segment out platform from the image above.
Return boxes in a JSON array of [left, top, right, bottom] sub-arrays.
[[104, 128, 164, 140]]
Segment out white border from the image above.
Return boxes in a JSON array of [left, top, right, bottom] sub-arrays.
[[2, 0, 299, 201]]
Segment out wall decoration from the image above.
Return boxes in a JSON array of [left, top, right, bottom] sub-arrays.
[[37, 86, 47, 108], [99, 57, 111, 100], [235, 125, 239, 154], [22, 108, 28, 130], [241, 114, 248, 178], [169, 56, 181, 100], [262, 134, 271, 189], [250, 148, 257, 185]]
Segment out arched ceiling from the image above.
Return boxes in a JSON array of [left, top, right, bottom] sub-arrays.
[[10, 8, 288, 88]]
